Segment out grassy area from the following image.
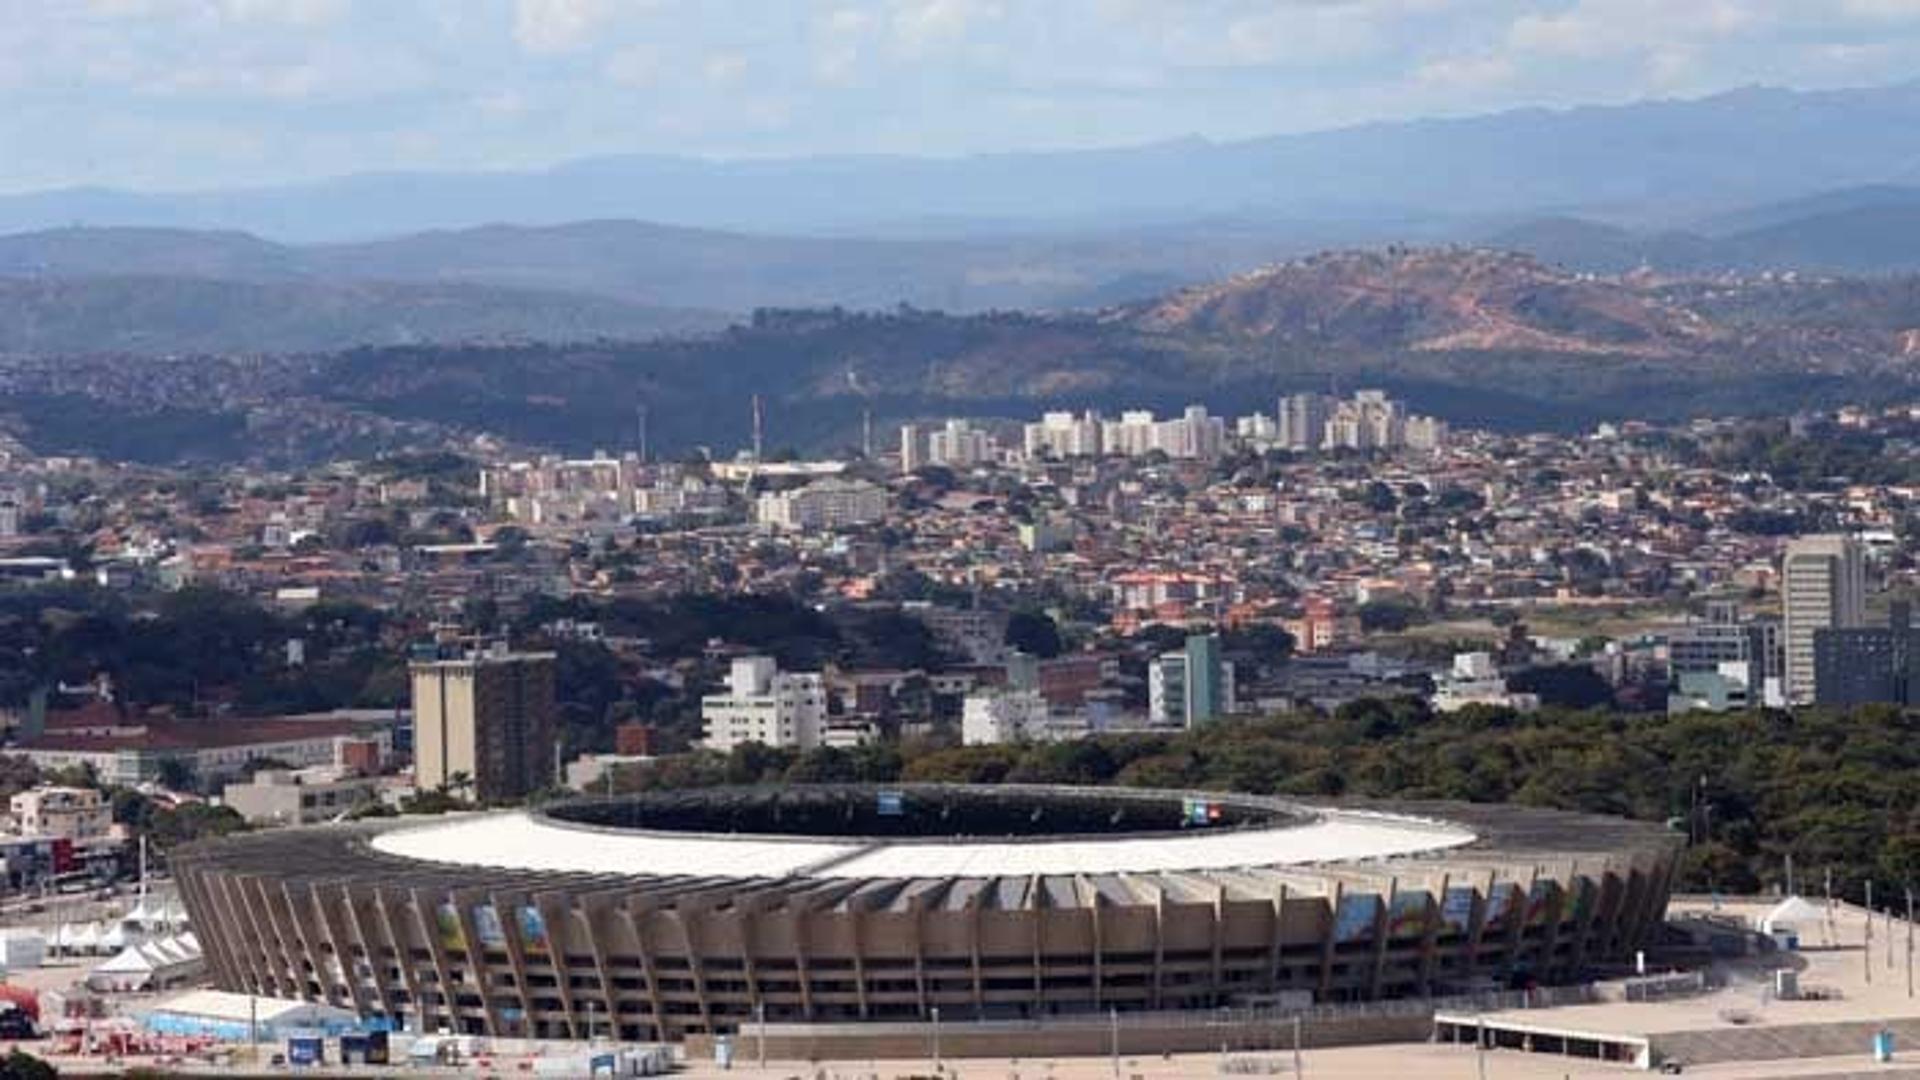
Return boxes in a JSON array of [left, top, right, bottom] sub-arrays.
[[1404, 602, 1697, 646]]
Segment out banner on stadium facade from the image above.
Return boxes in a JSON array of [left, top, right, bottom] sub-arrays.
[[436, 902, 465, 950], [1333, 894, 1380, 942]]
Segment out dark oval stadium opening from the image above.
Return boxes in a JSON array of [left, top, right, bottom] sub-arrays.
[[538, 784, 1308, 841]]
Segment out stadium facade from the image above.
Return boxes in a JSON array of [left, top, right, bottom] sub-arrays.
[[174, 785, 1681, 1043]]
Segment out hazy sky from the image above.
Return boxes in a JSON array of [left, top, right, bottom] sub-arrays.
[[7, 0, 1920, 192]]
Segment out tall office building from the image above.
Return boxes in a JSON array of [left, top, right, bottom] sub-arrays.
[[411, 645, 558, 802], [1667, 601, 1781, 682], [1781, 535, 1867, 705], [1148, 633, 1236, 728], [1813, 602, 1920, 707]]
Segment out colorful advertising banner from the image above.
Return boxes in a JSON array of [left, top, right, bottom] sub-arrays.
[[1182, 798, 1221, 826], [1482, 884, 1518, 933], [435, 902, 465, 950], [1570, 881, 1595, 924], [1333, 894, 1381, 943], [1441, 886, 1478, 933], [1525, 880, 1557, 927], [471, 905, 507, 949], [1387, 891, 1434, 938], [518, 906, 550, 956]]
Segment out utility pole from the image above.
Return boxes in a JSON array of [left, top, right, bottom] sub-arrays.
[[636, 398, 649, 464], [751, 394, 765, 462], [1826, 868, 1836, 947], [1866, 881, 1875, 986], [1785, 853, 1795, 897], [1906, 888, 1914, 999], [1292, 1014, 1303, 1080]]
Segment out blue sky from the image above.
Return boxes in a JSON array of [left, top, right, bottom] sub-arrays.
[[7, 0, 1920, 193]]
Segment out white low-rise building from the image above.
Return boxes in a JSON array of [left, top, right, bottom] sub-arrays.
[[1430, 653, 1541, 714], [961, 689, 1052, 745], [221, 767, 382, 827], [702, 657, 828, 751], [755, 479, 887, 531]]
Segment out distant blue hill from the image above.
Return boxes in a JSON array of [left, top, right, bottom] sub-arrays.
[[8, 82, 1920, 242]]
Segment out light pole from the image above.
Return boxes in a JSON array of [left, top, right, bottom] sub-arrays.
[[1867, 881, 1875, 987], [1476, 1013, 1488, 1080], [1109, 1006, 1119, 1076], [1292, 1014, 1303, 1080], [757, 1003, 767, 1069], [930, 1005, 941, 1073]]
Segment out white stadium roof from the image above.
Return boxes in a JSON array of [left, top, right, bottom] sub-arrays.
[[369, 806, 1476, 879]]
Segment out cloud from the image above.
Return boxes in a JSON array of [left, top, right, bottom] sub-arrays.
[[214, 0, 351, 26], [16, 0, 1920, 192], [1416, 53, 1515, 91], [81, 0, 350, 23], [473, 89, 531, 118], [703, 51, 748, 85], [513, 0, 612, 54], [1839, 0, 1920, 17], [1508, 0, 1762, 59], [888, 0, 1003, 55], [604, 43, 662, 87]]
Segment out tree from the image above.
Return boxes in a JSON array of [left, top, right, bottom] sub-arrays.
[[1004, 611, 1063, 659], [1508, 664, 1616, 710], [155, 757, 198, 794], [1357, 599, 1420, 633], [1361, 481, 1399, 514], [0, 1049, 56, 1080]]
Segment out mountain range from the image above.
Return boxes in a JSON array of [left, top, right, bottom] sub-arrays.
[[8, 81, 1920, 243], [4, 248, 1916, 465], [14, 177, 1920, 357]]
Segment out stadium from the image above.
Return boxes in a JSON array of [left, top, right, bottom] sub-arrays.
[[174, 784, 1681, 1045]]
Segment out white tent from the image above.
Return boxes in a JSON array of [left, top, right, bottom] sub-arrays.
[[151, 935, 197, 967], [123, 897, 175, 931], [69, 922, 102, 955], [1762, 895, 1826, 936], [87, 935, 203, 993], [88, 945, 159, 992], [98, 921, 143, 953]]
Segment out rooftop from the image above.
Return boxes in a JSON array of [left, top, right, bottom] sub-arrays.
[[370, 786, 1480, 879]]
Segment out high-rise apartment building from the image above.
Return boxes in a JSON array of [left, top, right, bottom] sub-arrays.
[[1277, 394, 1333, 451], [899, 424, 928, 474], [927, 419, 996, 469], [411, 645, 558, 802], [1023, 411, 1104, 459], [1148, 634, 1236, 728], [1781, 534, 1867, 705]]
